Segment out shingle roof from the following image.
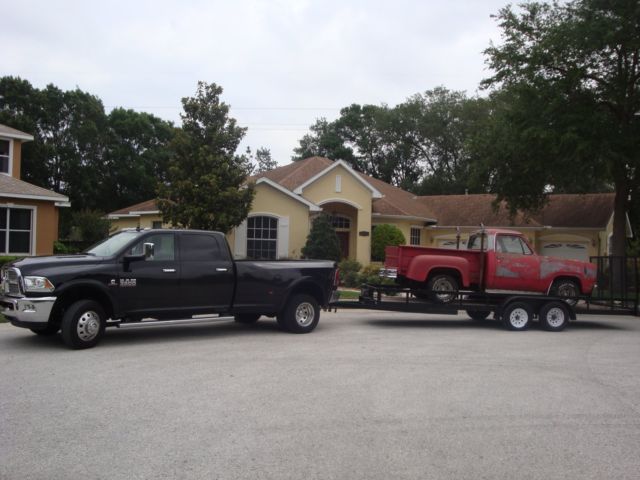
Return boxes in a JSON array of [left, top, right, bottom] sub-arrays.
[[0, 124, 34, 141], [0, 174, 68, 202], [417, 193, 614, 229], [109, 199, 159, 216], [253, 157, 437, 221]]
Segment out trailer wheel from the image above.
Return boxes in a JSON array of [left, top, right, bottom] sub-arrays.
[[539, 301, 569, 332], [466, 310, 490, 321], [234, 314, 261, 324], [501, 302, 532, 331], [427, 274, 459, 304], [277, 294, 320, 334], [61, 300, 106, 349], [550, 279, 579, 307]]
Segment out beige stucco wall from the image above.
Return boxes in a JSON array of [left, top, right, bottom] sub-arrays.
[[109, 214, 166, 232], [373, 219, 427, 247], [301, 165, 373, 265]]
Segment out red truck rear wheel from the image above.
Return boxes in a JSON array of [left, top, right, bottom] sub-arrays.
[[426, 274, 459, 304]]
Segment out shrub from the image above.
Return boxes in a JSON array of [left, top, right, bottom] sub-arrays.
[[69, 210, 111, 245], [302, 214, 341, 261], [0, 256, 21, 266], [371, 224, 406, 261], [338, 259, 362, 288]]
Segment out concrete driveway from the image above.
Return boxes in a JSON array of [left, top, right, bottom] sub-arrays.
[[1, 310, 639, 480]]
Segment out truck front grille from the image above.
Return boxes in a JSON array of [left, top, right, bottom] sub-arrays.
[[2, 267, 23, 296]]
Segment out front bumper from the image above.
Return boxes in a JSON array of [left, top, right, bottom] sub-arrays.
[[0, 295, 56, 326]]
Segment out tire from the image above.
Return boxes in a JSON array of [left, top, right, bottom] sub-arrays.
[[61, 300, 106, 349], [539, 301, 569, 332], [234, 314, 261, 324], [30, 323, 60, 336], [466, 310, 490, 321], [550, 279, 579, 306], [277, 294, 320, 334], [426, 274, 459, 304], [501, 301, 532, 331]]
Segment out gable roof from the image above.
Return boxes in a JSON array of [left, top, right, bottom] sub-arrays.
[[0, 174, 69, 204], [253, 157, 437, 222], [417, 193, 615, 229], [0, 124, 34, 142], [108, 199, 160, 217]]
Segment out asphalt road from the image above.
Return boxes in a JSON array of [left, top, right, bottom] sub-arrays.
[[1, 310, 639, 480]]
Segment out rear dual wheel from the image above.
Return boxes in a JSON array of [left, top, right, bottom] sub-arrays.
[[277, 294, 319, 334]]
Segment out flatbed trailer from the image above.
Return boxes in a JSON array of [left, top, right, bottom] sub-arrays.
[[331, 283, 586, 331]]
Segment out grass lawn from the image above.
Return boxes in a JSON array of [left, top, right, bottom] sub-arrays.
[[337, 289, 360, 300]]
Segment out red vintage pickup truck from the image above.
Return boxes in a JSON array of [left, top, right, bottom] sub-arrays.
[[385, 228, 597, 304]]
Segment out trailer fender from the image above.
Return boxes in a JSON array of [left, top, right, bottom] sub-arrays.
[[406, 255, 471, 287]]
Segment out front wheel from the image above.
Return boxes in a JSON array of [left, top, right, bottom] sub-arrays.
[[277, 294, 320, 334], [61, 300, 106, 349], [501, 302, 532, 331], [551, 279, 579, 307]]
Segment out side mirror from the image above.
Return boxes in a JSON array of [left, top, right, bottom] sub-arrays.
[[143, 242, 155, 260]]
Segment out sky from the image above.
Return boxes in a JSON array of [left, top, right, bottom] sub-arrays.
[[4, 0, 508, 165]]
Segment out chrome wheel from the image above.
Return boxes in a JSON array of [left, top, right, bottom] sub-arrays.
[[77, 310, 101, 342], [295, 302, 315, 327], [431, 276, 457, 303]]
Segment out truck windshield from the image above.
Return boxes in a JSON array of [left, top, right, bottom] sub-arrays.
[[468, 234, 494, 251], [85, 231, 142, 257]]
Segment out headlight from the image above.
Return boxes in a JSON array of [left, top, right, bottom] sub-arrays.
[[23, 276, 55, 293]]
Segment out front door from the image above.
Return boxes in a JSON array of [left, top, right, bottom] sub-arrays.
[[117, 232, 180, 317], [336, 232, 350, 259], [491, 234, 540, 292]]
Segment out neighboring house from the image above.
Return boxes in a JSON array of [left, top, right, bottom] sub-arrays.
[[0, 124, 69, 256], [107, 199, 165, 230], [108, 156, 624, 264]]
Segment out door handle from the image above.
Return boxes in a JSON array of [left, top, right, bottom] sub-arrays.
[[163, 268, 176, 273], [216, 268, 228, 272]]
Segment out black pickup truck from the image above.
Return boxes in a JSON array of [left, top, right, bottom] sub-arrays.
[[0, 229, 338, 349]]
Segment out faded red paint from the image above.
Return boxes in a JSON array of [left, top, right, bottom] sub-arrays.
[[385, 229, 597, 295]]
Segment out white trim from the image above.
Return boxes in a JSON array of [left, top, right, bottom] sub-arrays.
[[293, 160, 383, 198], [255, 177, 322, 211], [335, 174, 342, 193], [317, 198, 363, 210], [129, 210, 160, 215], [107, 213, 141, 219], [0, 131, 34, 142], [234, 220, 247, 258], [0, 203, 37, 255], [0, 192, 69, 203], [277, 216, 289, 258], [0, 138, 13, 177], [372, 213, 437, 223]]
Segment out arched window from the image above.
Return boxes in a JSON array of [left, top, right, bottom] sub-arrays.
[[329, 215, 351, 229], [247, 216, 278, 260]]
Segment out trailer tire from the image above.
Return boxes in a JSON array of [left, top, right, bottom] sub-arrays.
[[234, 314, 261, 324], [426, 274, 459, 304], [61, 300, 106, 349], [550, 279, 579, 307], [277, 294, 319, 334], [539, 301, 569, 332], [466, 310, 490, 321], [501, 302, 532, 331]]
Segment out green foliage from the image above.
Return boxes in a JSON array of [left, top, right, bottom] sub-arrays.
[[254, 147, 277, 173], [481, 0, 640, 255], [0, 256, 21, 266], [157, 82, 255, 232], [338, 259, 362, 287], [371, 224, 406, 261], [301, 214, 341, 261], [0, 76, 175, 217], [68, 210, 111, 245]]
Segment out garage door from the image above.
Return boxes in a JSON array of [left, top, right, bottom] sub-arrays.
[[540, 242, 589, 262]]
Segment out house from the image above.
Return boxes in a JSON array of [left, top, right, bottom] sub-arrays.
[[108, 156, 622, 264], [0, 124, 69, 256]]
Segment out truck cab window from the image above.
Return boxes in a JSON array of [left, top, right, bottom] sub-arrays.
[[180, 234, 223, 261], [497, 236, 531, 255], [129, 233, 175, 261]]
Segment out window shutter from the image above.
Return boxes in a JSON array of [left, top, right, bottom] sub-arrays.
[[277, 216, 289, 259], [234, 219, 247, 258]]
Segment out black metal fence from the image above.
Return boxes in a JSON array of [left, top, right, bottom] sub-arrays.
[[589, 256, 639, 315]]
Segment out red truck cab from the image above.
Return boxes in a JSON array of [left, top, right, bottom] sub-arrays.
[[385, 228, 597, 303]]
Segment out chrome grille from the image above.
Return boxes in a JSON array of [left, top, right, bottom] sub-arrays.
[[2, 267, 23, 296]]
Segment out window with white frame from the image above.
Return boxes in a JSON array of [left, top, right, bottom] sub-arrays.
[[0, 207, 33, 254], [247, 216, 278, 260], [410, 227, 421, 246], [329, 215, 350, 229], [0, 140, 10, 174]]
